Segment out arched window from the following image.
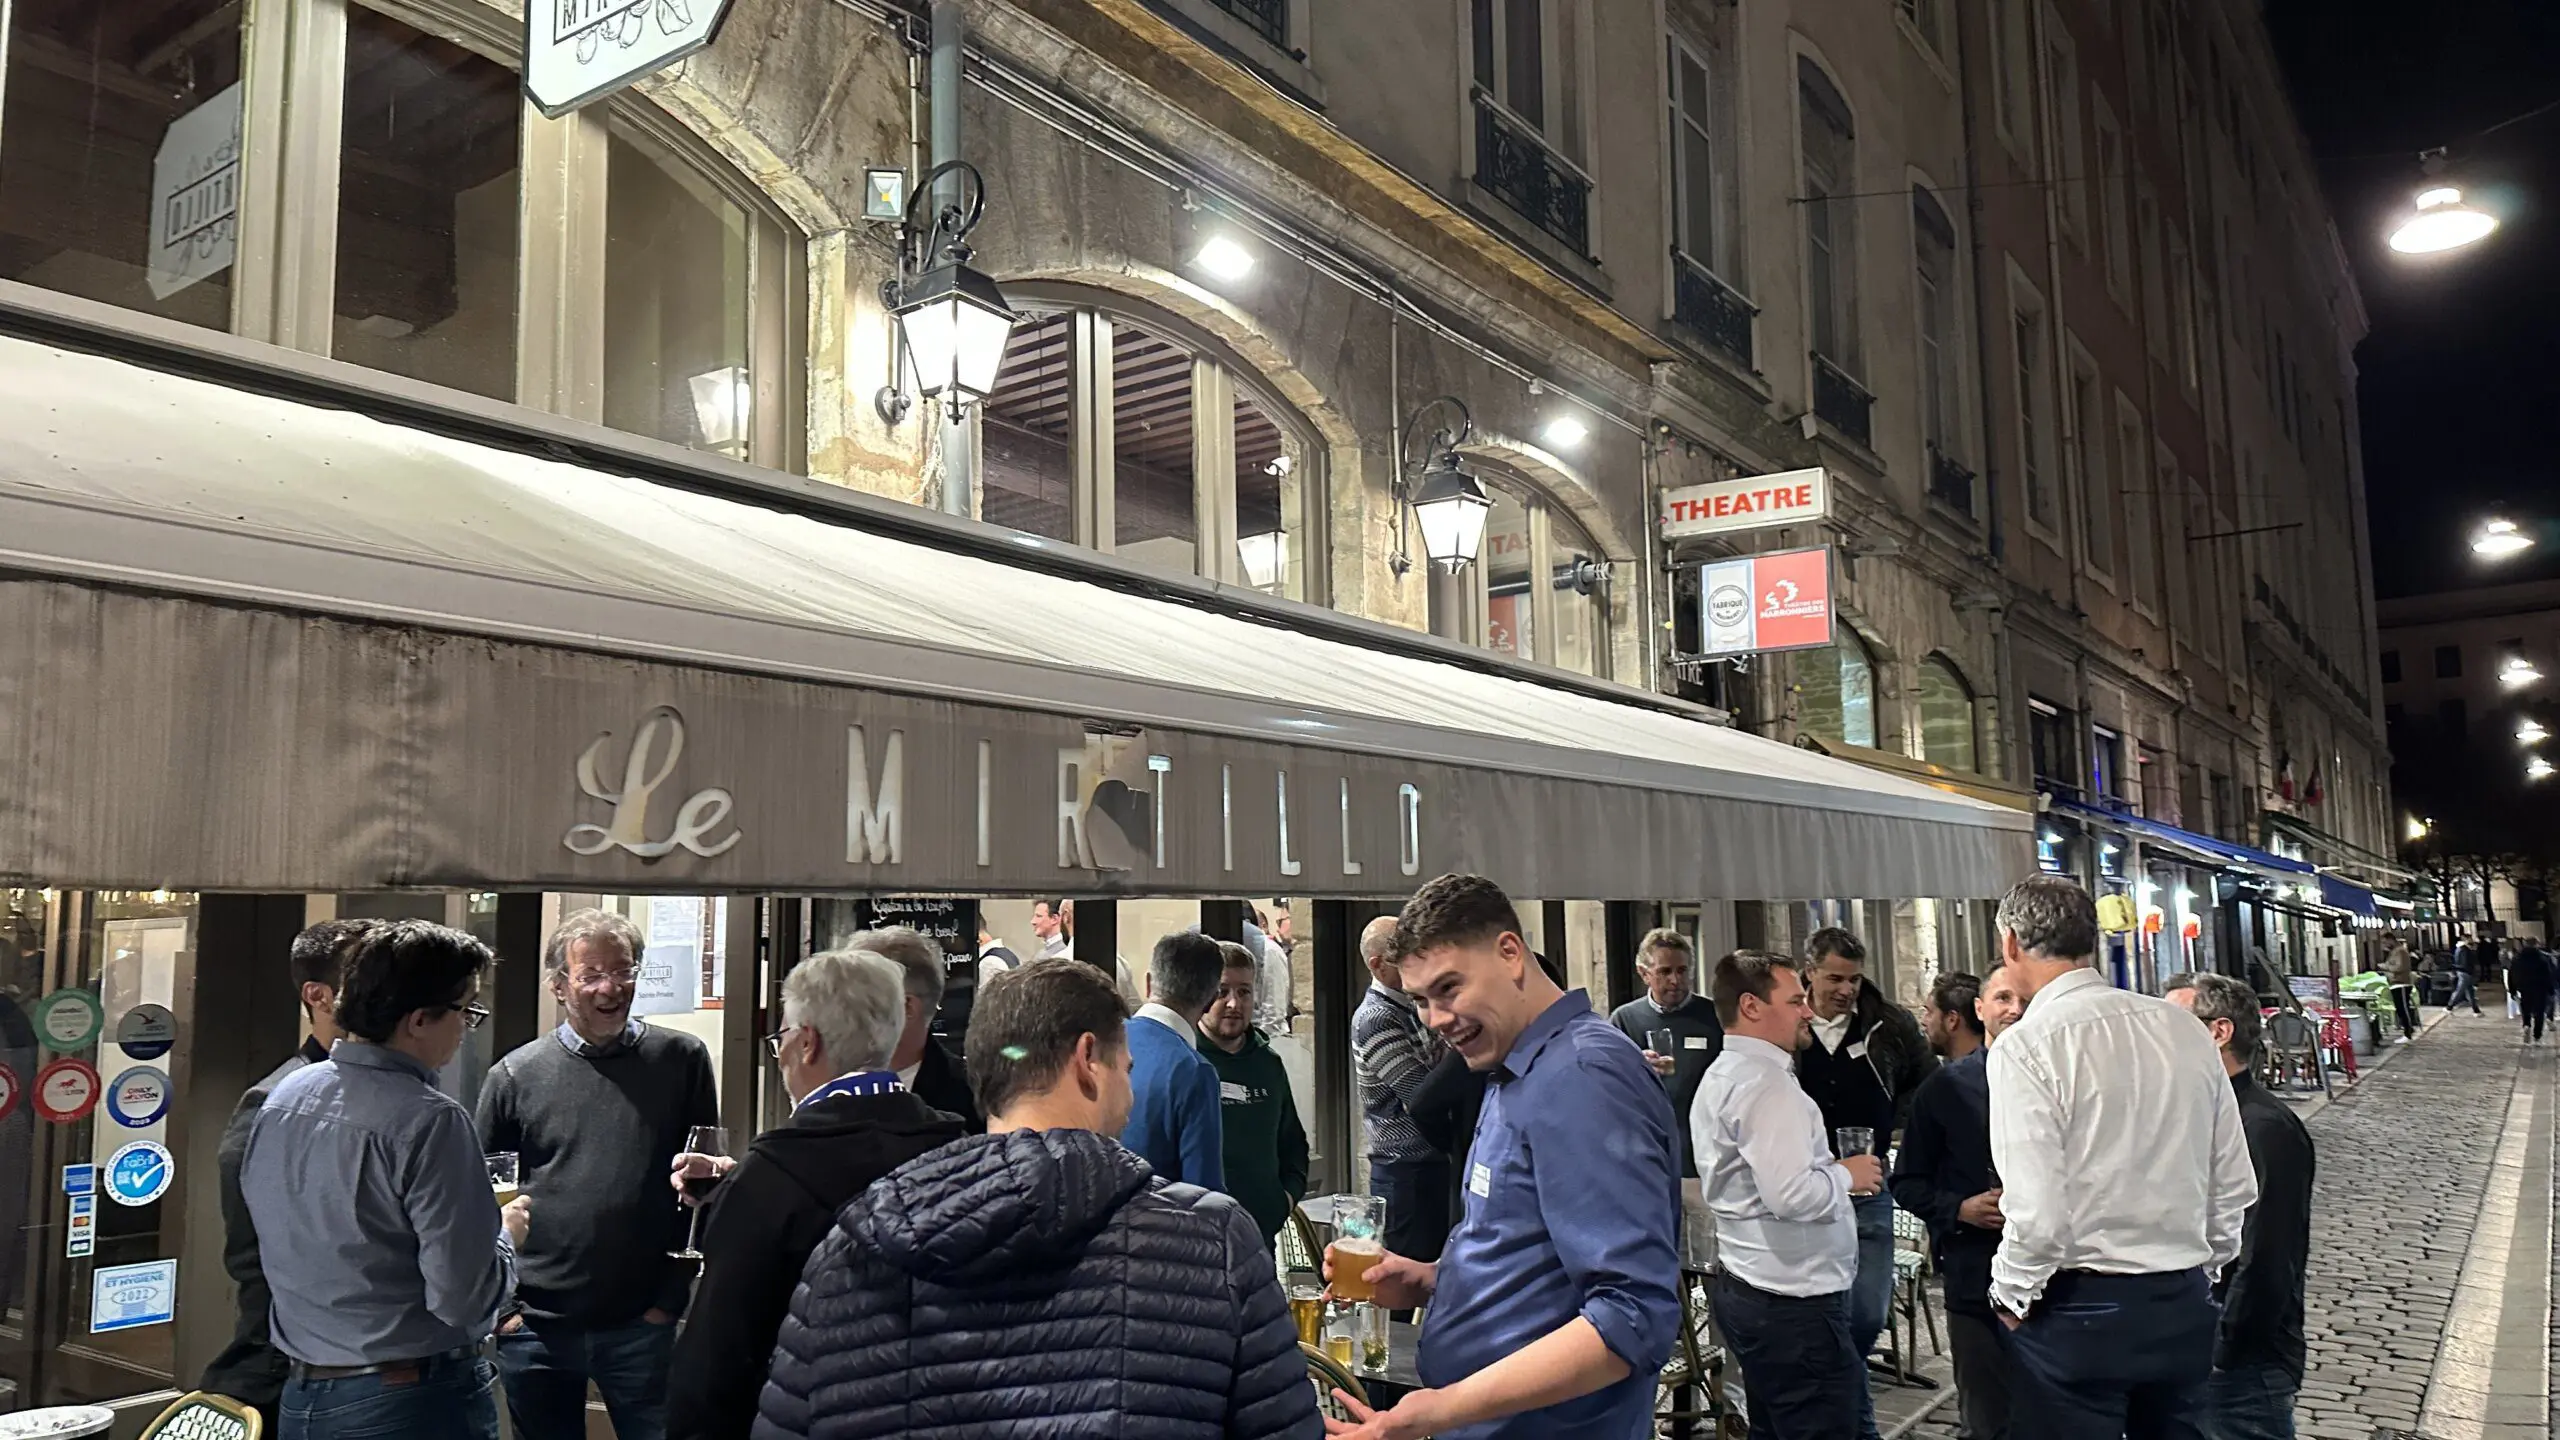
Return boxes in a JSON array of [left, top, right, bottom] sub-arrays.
[[980, 290, 1320, 600], [1429, 472, 1612, 679], [1798, 630, 1877, 749], [1917, 655, 1980, 771]]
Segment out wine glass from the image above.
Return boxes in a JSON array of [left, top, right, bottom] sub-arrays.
[[669, 1125, 730, 1261]]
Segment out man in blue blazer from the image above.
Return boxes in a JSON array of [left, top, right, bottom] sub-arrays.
[[1120, 931, 1227, 1189]]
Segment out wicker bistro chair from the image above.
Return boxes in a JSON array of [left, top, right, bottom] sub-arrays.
[[1303, 1342, 1369, 1422], [137, 1394, 262, 1440], [1887, 1207, 1943, 1385], [1656, 1265, 1747, 1438], [1280, 1202, 1326, 1274]]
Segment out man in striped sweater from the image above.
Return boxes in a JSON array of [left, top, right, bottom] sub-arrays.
[[1353, 916, 1453, 1262]]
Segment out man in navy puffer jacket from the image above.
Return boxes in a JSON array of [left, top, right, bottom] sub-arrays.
[[754, 958, 1320, 1440]]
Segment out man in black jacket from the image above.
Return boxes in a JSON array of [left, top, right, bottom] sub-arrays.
[[861, 926, 984, 1130], [755, 958, 1317, 1440], [198, 917, 374, 1432], [1888, 971, 2008, 1440], [2511, 940, 2556, 1044], [666, 949, 966, 1440], [2164, 973, 2312, 1440]]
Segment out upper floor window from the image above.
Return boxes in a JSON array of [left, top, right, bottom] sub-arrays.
[[2028, 696, 2076, 792], [981, 294, 1320, 600], [1798, 62, 1858, 376], [1666, 27, 1748, 366], [1990, 0, 2033, 152], [2090, 722, 2124, 801], [2094, 96, 2132, 306], [1916, 655, 1979, 771], [1470, 0, 1593, 260], [1897, 0, 1949, 56], [1912, 188, 1960, 466], [2380, 649, 2402, 685], [1430, 473, 1611, 678], [1797, 629, 1878, 750], [2012, 287, 2055, 532]]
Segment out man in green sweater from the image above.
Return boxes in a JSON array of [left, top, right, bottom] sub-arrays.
[[478, 909, 718, 1440], [1199, 940, 1309, 1246]]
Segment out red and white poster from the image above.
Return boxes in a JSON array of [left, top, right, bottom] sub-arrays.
[[1697, 546, 1837, 657], [35, 1058, 102, 1125]]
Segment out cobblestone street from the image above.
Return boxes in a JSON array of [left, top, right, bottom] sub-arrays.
[[1898, 1005, 2554, 1439]]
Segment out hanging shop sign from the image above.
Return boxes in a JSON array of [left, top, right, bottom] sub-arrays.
[[106, 1067, 173, 1128], [145, 83, 242, 301], [0, 1062, 18, 1123], [524, 0, 737, 119], [105, 1140, 175, 1207], [35, 1058, 101, 1124], [115, 1004, 179, 1061], [90, 1259, 178, 1333], [1694, 547, 1838, 657], [34, 988, 103, 1051], [1659, 467, 1831, 541]]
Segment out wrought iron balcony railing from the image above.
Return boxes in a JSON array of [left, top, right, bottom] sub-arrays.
[[1811, 352, 1874, 449], [1472, 89, 1593, 259], [1671, 250, 1755, 369], [1926, 444, 1976, 518], [1206, 0, 1285, 46]]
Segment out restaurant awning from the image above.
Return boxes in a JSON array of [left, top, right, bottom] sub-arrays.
[[2046, 798, 2315, 884], [2317, 874, 2381, 918], [0, 301, 2033, 901], [1792, 738, 2040, 817]]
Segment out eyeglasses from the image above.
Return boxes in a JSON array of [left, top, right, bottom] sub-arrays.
[[444, 1002, 490, 1030], [763, 1025, 798, 1060]]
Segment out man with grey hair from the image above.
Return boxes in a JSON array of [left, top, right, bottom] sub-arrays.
[[1985, 876, 2255, 1439], [2164, 973, 2314, 1440], [851, 926, 980, 1131], [479, 908, 719, 1440], [1120, 930, 1227, 1188], [1609, 928, 1722, 1177], [666, 949, 967, 1440]]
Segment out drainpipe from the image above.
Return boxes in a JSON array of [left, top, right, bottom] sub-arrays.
[[1953, 0, 2023, 786], [931, 0, 974, 519]]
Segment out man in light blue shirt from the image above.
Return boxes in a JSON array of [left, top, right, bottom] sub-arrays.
[[1325, 874, 1679, 1440], [1693, 949, 1883, 1439], [245, 920, 528, 1440]]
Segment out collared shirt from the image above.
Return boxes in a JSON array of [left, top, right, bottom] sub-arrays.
[[1137, 1001, 1200, 1049], [1988, 968, 2257, 1316], [1810, 1011, 1854, 1054], [1419, 991, 1681, 1440], [556, 1017, 644, 1058], [1036, 935, 1069, 960], [1694, 1035, 1857, 1298], [242, 1041, 515, 1366], [1353, 981, 1444, 1164]]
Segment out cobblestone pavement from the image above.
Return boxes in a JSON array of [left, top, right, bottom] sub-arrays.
[[1896, 1006, 2548, 1440]]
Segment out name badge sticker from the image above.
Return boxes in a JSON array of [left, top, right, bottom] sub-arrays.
[[1469, 1163, 1492, 1198], [1684, 1036, 1711, 1050], [1219, 1081, 1249, 1103], [1846, 1040, 1868, 1060]]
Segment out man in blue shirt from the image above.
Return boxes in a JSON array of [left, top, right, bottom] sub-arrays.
[[1119, 930, 1226, 1188], [244, 920, 528, 1440], [1326, 874, 1680, 1440]]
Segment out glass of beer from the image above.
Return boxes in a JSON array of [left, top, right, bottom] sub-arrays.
[[1323, 1301, 1357, 1368], [1327, 1194, 1388, 1302], [486, 1152, 520, 1209], [1647, 1027, 1676, 1058], [1287, 1279, 1323, 1346]]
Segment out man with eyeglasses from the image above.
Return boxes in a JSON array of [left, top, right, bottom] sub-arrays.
[[477, 910, 719, 1440], [244, 920, 527, 1440]]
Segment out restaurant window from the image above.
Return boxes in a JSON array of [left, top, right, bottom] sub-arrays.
[[0, 0, 244, 330], [602, 118, 752, 458], [333, 8, 521, 401], [1430, 475, 1611, 678], [1797, 631, 1878, 750], [1916, 655, 1977, 771], [977, 292, 1319, 600]]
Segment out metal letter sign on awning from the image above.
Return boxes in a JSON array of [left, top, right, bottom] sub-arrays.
[[524, 0, 735, 119], [1660, 466, 1831, 541], [1697, 547, 1837, 657]]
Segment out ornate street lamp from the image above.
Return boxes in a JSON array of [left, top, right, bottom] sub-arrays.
[[1393, 396, 1493, 575], [2472, 516, 2534, 560], [877, 160, 1017, 425]]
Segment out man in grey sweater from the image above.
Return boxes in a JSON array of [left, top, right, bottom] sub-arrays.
[[478, 910, 718, 1440]]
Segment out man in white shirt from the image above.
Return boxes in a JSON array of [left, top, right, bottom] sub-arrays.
[[1986, 875, 2256, 1439], [1694, 950, 1885, 1439]]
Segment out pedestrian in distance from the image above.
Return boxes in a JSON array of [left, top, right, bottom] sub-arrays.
[[2446, 938, 2481, 1015], [1352, 915, 1455, 1264], [1608, 928, 1724, 1179], [477, 909, 718, 1440], [1693, 949, 1883, 1440], [1796, 924, 1937, 1428], [1987, 876, 2256, 1440], [857, 925, 982, 1131], [663, 949, 967, 1440], [2386, 939, 2420, 1041], [1119, 929, 1228, 1189], [1322, 875, 1680, 1440], [2510, 938, 2556, 1044], [2164, 972, 2315, 1440], [201, 918, 375, 1436], [1198, 940, 1311, 1248], [753, 958, 1319, 1440], [243, 920, 526, 1440], [1887, 971, 2011, 1440]]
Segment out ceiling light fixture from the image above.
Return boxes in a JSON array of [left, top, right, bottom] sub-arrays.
[[1194, 235, 1256, 283]]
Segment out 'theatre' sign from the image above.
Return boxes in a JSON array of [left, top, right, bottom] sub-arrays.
[[1659, 467, 1830, 540], [1696, 547, 1837, 657]]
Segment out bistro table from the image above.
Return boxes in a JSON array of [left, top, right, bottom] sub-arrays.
[[1342, 1319, 1425, 1410]]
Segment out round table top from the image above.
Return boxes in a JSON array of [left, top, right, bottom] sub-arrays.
[[0, 1407, 117, 1440]]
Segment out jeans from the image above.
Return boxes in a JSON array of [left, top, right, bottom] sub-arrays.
[[1946, 1310, 2013, 1440], [1709, 1274, 1867, 1440], [494, 1316, 675, 1440], [2451, 970, 2480, 1014], [1370, 1156, 1452, 1263], [282, 1352, 499, 1440], [2206, 1362, 2298, 1440], [2003, 1269, 2217, 1440], [1848, 1192, 1894, 1438]]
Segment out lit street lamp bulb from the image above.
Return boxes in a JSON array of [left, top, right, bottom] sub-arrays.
[[2390, 186, 2499, 255], [2531, 756, 2556, 782], [2522, 721, 2550, 745], [1540, 415, 1589, 449], [2501, 658, 2544, 689], [1194, 235, 1256, 283], [2472, 517, 2534, 560]]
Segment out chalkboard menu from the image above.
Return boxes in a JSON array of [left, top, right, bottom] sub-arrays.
[[848, 898, 979, 959]]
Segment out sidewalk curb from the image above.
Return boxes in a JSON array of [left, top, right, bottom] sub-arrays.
[[2288, 1004, 2459, 1123]]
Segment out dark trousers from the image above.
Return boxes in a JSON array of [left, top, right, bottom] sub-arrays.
[[2004, 1270, 2216, 1439], [282, 1352, 499, 1440], [2206, 1362, 2298, 1440], [2389, 985, 2419, 1038], [494, 1317, 674, 1440], [1946, 1310, 2013, 1440], [1370, 1156, 1452, 1263], [1710, 1273, 1867, 1440], [2524, 994, 2551, 1042]]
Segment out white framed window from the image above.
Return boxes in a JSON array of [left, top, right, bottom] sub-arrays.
[[1897, 0, 1949, 59], [2137, 177, 2168, 360], [1799, 59, 1860, 375], [1666, 30, 1740, 282], [2046, 16, 2089, 243], [2117, 394, 2158, 617], [2010, 274, 2056, 539], [1912, 186, 1961, 464], [1989, 0, 2033, 154], [2167, 232, 2200, 394], [2069, 346, 2115, 588], [1468, 0, 1598, 261], [2094, 95, 2131, 306]]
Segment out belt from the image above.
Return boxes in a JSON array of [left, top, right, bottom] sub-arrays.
[[291, 1345, 477, 1383]]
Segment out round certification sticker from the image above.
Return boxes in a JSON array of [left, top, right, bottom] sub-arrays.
[[34, 1058, 102, 1124], [104, 1140, 174, 1207], [0, 1062, 20, 1123], [106, 1066, 172, 1128], [33, 989, 103, 1052], [115, 1004, 178, 1061]]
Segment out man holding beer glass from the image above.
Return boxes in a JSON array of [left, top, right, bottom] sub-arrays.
[[1322, 875, 1680, 1440]]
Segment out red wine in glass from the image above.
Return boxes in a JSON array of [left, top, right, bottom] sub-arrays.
[[670, 1125, 730, 1260]]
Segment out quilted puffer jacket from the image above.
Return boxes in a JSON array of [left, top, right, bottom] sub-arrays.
[[753, 1127, 1321, 1440]]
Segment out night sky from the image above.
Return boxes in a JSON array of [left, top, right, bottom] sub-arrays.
[[2264, 0, 2560, 600]]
